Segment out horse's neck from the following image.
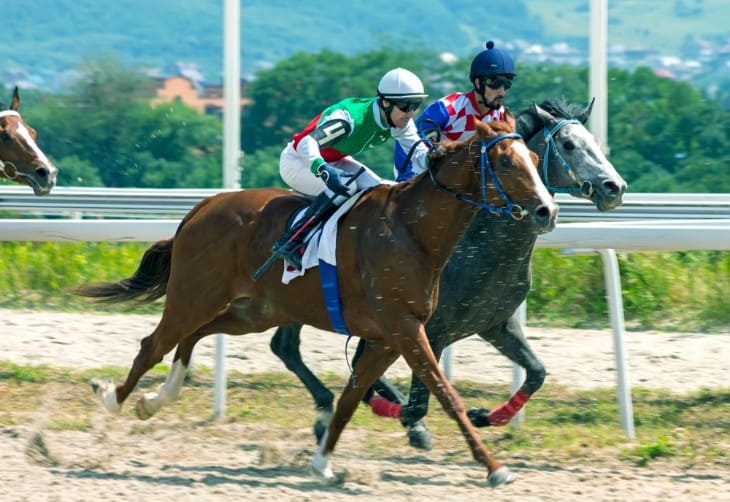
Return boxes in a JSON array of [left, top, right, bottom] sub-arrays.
[[468, 212, 539, 260], [402, 170, 482, 268], [526, 133, 547, 165]]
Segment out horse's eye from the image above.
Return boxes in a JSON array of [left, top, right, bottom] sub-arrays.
[[563, 141, 575, 151], [0, 131, 11, 142]]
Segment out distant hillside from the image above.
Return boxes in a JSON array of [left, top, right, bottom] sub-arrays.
[[3, 0, 730, 91]]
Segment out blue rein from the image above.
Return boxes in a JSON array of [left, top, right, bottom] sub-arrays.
[[541, 118, 583, 194], [428, 133, 527, 220]]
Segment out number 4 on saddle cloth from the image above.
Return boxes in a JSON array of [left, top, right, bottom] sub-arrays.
[[278, 193, 366, 336]]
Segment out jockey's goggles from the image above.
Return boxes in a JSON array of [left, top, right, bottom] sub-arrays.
[[391, 100, 422, 113], [483, 76, 513, 90]]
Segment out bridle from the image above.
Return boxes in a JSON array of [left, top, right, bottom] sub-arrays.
[[0, 110, 29, 180], [426, 133, 528, 221], [539, 118, 594, 196]]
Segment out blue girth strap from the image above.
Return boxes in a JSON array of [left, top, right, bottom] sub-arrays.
[[319, 259, 352, 336]]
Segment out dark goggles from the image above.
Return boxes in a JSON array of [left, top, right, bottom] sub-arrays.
[[483, 76, 513, 90], [390, 100, 422, 113]]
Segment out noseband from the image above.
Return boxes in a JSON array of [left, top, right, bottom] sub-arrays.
[[0, 110, 27, 180], [428, 133, 528, 221]]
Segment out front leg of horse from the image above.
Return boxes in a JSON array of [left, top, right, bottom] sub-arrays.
[[311, 341, 399, 482], [469, 318, 545, 427], [352, 336, 435, 450], [398, 339, 447, 449], [400, 330, 514, 488]]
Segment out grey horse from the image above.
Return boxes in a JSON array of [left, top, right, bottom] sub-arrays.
[[269, 97, 627, 449]]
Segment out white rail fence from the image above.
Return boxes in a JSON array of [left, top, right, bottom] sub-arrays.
[[1, 187, 729, 438], [2, 186, 730, 221]]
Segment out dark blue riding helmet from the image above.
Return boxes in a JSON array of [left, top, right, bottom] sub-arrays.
[[469, 41, 516, 80]]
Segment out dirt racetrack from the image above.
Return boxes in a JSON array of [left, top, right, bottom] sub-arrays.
[[0, 309, 728, 501]]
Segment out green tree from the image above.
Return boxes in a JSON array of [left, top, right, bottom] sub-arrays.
[[29, 58, 223, 188], [241, 47, 436, 155]]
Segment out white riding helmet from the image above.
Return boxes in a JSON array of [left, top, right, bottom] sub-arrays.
[[377, 68, 427, 100]]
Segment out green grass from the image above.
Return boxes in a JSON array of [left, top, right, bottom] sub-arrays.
[[0, 242, 728, 331], [2, 362, 727, 468]]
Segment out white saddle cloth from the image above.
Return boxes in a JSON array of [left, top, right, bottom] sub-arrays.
[[281, 192, 364, 285]]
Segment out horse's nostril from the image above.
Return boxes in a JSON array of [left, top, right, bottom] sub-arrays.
[[581, 181, 594, 197], [603, 180, 623, 197], [536, 205, 551, 219], [35, 166, 50, 178]]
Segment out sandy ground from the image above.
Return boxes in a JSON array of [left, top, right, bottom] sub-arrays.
[[0, 309, 728, 501]]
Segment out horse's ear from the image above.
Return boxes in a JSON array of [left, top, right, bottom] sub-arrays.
[[516, 104, 538, 136], [532, 102, 556, 128], [504, 107, 516, 131], [576, 97, 595, 124], [10, 87, 20, 111]]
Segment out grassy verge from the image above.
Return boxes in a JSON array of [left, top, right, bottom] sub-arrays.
[[1, 361, 727, 468], [0, 242, 727, 331]]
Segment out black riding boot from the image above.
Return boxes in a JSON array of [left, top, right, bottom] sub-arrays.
[[272, 192, 337, 270]]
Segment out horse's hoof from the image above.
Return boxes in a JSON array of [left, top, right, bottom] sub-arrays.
[[467, 407, 491, 427], [135, 397, 154, 420], [488, 466, 515, 488], [310, 452, 334, 481], [89, 378, 121, 414], [407, 421, 433, 450]]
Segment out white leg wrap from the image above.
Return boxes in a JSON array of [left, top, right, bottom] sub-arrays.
[[310, 429, 334, 480], [137, 360, 187, 419], [158, 359, 186, 403], [91, 379, 121, 414], [310, 451, 333, 480]]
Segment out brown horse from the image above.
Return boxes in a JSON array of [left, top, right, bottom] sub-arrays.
[[0, 87, 57, 195], [76, 113, 557, 487]]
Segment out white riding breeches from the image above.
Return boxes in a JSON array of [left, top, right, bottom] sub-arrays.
[[279, 142, 389, 203]]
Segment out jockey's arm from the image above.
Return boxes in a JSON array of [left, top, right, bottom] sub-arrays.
[[392, 103, 448, 181], [295, 110, 354, 174]]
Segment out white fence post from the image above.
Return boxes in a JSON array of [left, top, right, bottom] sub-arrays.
[[599, 249, 635, 439]]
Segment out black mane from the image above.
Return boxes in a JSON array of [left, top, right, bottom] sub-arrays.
[[515, 96, 582, 140], [535, 96, 584, 120]]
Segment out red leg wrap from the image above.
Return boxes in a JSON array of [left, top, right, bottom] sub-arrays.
[[487, 390, 530, 426], [369, 396, 402, 419]]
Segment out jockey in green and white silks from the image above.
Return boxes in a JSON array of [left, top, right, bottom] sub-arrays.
[[273, 68, 430, 270]]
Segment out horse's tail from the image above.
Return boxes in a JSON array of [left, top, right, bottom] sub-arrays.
[[72, 195, 212, 305], [72, 238, 174, 305]]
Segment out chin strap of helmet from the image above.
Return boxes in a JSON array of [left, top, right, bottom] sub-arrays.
[[473, 78, 490, 111], [378, 97, 397, 128]]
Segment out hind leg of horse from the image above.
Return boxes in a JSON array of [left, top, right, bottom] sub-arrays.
[[311, 339, 399, 481], [134, 333, 207, 420], [469, 315, 545, 427], [135, 298, 280, 419], [90, 315, 197, 414], [270, 322, 335, 441], [398, 322, 513, 487]]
